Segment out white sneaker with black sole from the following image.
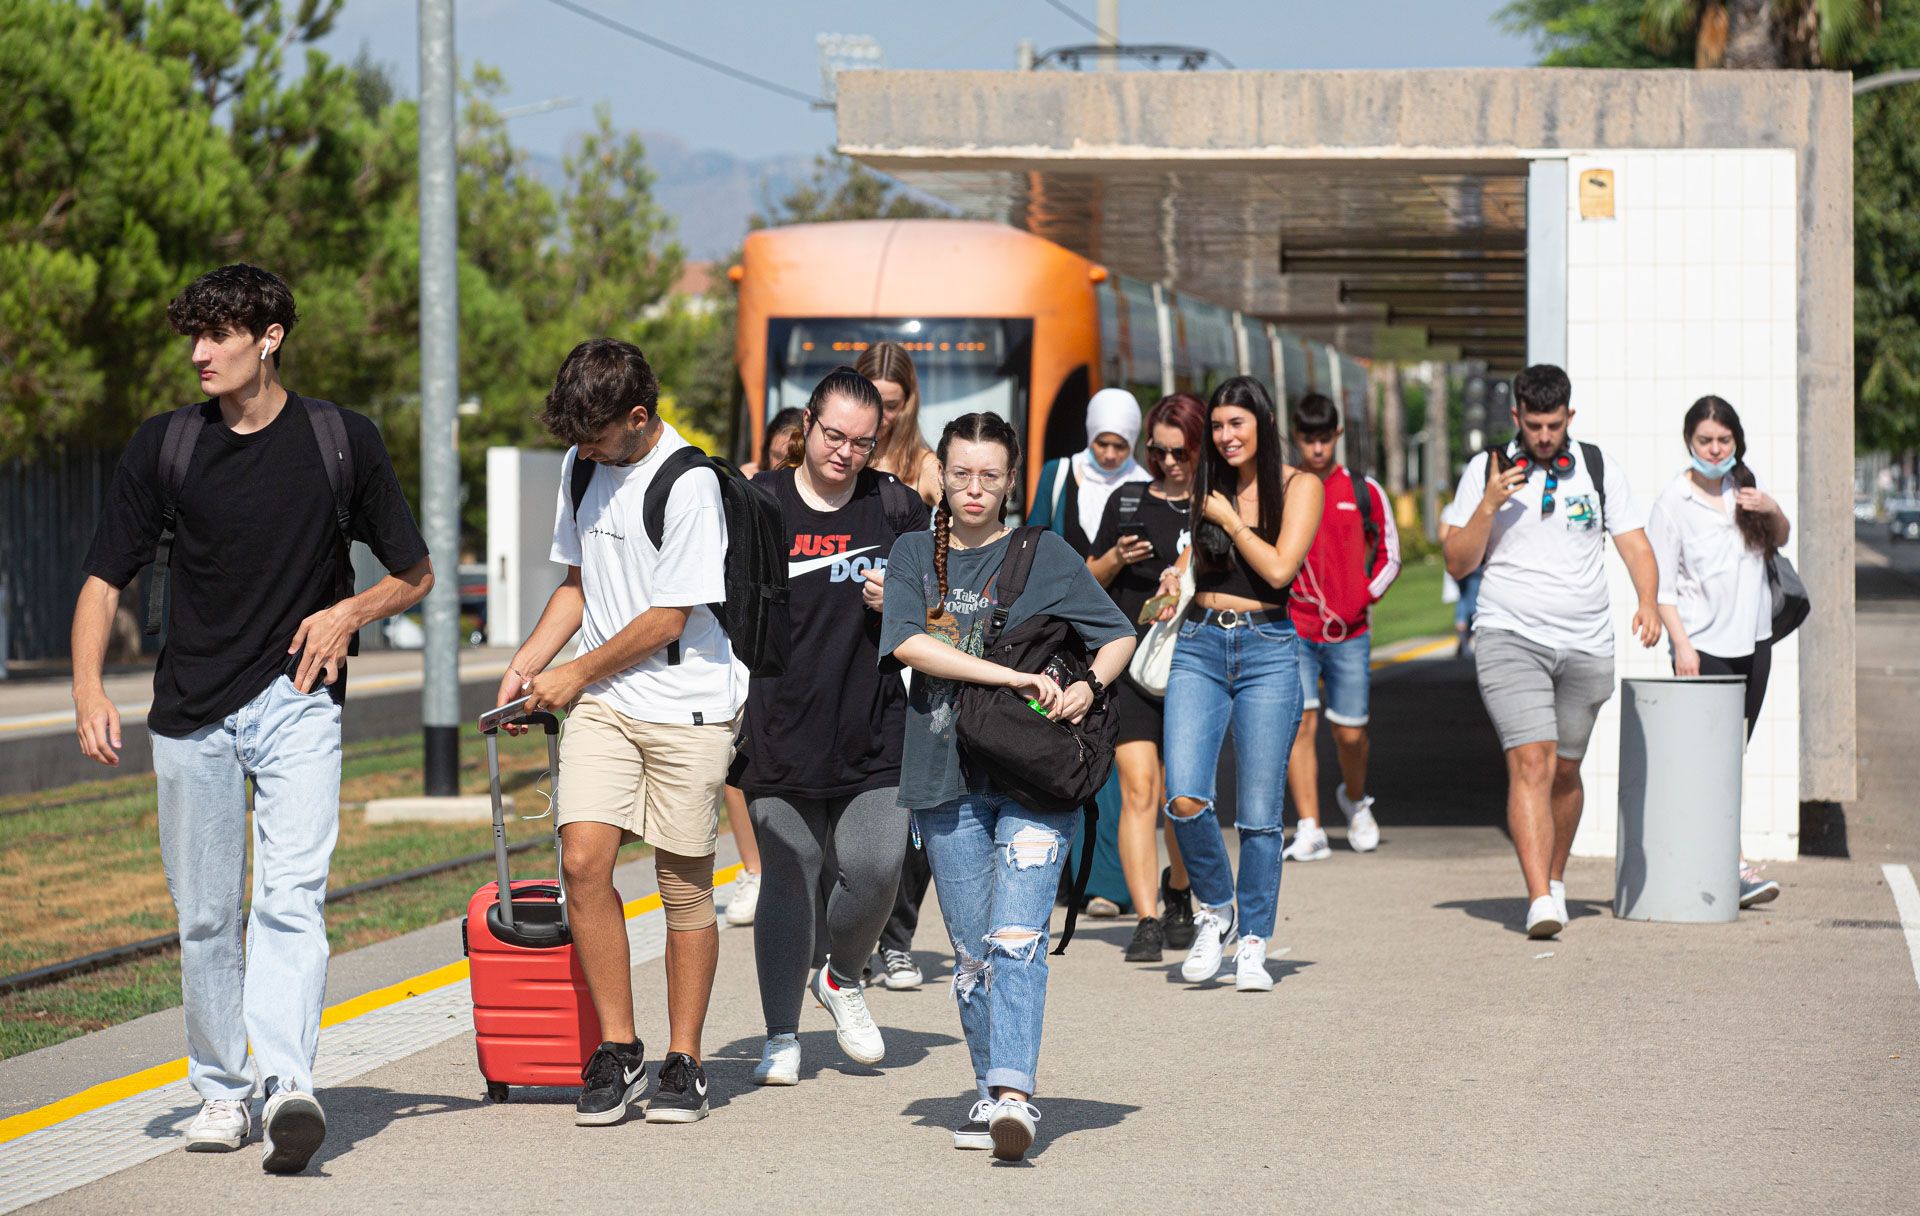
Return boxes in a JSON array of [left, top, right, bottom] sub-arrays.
[[1525, 894, 1564, 940], [260, 1088, 326, 1174], [1234, 935, 1275, 992], [988, 1097, 1041, 1162], [751, 1033, 800, 1086], [953, 1099, 995, 1150], [1180, 903, 1236, 983], [811, 962, 885, 1064], [184, 1099, 249, 1152]]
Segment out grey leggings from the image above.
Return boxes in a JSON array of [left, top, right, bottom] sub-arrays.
[[749, 787, 909, 1036]]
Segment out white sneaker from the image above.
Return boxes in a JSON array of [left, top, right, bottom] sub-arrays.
[[724, 870, 761, 926], [1234, 935, 1274, 992], [954, 1099, 995, 1150], [811, 961, 885, 1064], [260, 1088, 326, 1174], [752, 1033, 801, 1086], [1180, 903, 1236, 982], [184, 1098, 249, 1152], [1336, 784, 1380, 853], [1283, 822, 1331, 862], [1525, 895, 1564, 940], [988, 1097, 1041, 1162], [1549, 879, 1569, 926]]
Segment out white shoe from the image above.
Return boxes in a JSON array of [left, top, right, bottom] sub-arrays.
[[1549, 879, 1569, 925], [184, 1098, 249, 1152], [811, 962, 885, 1064], [954, 1099, 995, 1150], [1180, 903, 1236, 982], [1525, 895, 1564, 940], [724, 871, 761, 926], [260, 1088, 326, 1175], [988, 1097, 1041, 1162], [1283, 822, 1331, 862], [1336, 784, 1380, 853], [1234, 935, 1274, 992], [752, 1033, 800, 1086]]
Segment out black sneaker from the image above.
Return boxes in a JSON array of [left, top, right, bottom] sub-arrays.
[[575, 1040, 647, 1126], [1124, 916, 1165, 962], [644, 1052, 709, 1124], [1161, 868, 1196, 950]]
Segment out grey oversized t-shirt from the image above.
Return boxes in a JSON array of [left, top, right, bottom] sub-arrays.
[[879, 527, 1133, 810]]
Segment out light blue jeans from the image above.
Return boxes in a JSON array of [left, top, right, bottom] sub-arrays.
[[151, 674, 342, 1100], [1164, 615, 1304, 941], [915, 793, 1076, 1098]]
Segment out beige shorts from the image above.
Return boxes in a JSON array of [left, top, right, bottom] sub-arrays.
[[556, 695, 740, 857]]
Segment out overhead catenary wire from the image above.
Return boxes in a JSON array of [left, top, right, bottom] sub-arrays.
[[540, 0, 825, 107], [1043, 0, 1116, 42]]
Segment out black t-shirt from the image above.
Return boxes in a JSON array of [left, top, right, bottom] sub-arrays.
[[82, 395, 429, 737], [737, 467, 927, 799], [1091, 485, 1192, 634]]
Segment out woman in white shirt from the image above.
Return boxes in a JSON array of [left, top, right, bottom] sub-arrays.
[[1647, 395, 1791, 906]]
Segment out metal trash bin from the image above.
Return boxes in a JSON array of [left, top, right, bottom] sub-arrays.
[[1615, 676, 1745, 923]]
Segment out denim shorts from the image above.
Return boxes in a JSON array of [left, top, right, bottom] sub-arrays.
[[1297, 633, 1372, 726]]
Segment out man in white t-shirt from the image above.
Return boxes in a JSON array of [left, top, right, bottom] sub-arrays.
[[1442, 364, 1662, 940], [497, 338, 745, 1127]]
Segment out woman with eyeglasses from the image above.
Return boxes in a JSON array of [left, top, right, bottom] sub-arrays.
[[1646, 395, 1791, 909], [1154, 377, 1323, 990], [880, 411, 1135, 1160], [1085, 393, 1204, 962], [737, 368, 932, 1087]]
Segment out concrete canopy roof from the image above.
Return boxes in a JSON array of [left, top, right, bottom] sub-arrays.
[[836, 67, 1843, 370]]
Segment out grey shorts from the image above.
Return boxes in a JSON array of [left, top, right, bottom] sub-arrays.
[[1473, 629, 1616, 760]]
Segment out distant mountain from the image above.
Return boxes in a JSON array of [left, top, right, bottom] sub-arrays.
[[523, 131, 817, 260]]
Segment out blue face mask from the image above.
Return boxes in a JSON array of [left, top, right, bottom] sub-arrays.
[[1690, 453, 1736, 480]]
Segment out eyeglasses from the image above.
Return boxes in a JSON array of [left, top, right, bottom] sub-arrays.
[[943, 469, 1008, 492], [815, 423, 877, 455], [1147, 442, 1190, 462]]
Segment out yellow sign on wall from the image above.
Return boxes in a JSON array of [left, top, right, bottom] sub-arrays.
[[1579, 168, 1616, 219]]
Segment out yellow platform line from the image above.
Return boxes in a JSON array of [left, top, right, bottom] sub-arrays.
[[0, 863, 740, 1146], [1371, 636, 1456, 668]]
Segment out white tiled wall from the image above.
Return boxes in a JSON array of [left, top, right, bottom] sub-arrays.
[[1559, 151, 1800, 861]]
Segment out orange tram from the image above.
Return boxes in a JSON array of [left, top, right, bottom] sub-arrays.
[[731, 219, 1371, 508]]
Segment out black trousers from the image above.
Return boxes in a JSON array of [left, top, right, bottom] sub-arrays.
[[1689, 639, 1773, 742], [876, 833, 932, 955]]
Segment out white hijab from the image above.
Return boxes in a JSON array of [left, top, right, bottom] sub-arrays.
[[1070, 388, 1151, 533]]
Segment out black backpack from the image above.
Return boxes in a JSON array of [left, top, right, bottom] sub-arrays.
[[571, 444, 791, 679], [143, 397, 358, 655], [954, 527, 1119, 953]]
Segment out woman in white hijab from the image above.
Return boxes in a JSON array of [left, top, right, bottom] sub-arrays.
[[1030, 388, 1152, 556]]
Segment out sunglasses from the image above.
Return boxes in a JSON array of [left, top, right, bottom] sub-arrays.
[[1147, 442, 1190, 462], [1513, 449, 1576, 519]]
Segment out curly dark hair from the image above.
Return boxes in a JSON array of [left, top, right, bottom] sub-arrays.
[[166, 264, 298, 365], [540, 338, 661, 446]]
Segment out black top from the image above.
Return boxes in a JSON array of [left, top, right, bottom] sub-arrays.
[[83, 396, 428, 737], [737, 467, 926, 799], [1090, 487, 1191, 634], [1194, 544, 1293, 606]]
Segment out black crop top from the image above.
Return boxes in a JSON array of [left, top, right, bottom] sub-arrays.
[[1193, 541, 1291, 605]]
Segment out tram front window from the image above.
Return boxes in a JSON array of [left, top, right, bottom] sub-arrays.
[[766, 318, 1033, 451]]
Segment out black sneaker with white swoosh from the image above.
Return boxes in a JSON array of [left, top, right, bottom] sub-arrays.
[[643, 1052, 710, 1124], [576, 1040, 647, 1126]]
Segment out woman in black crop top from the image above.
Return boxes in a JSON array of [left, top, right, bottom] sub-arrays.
[[1152, 376, 1322, 991]]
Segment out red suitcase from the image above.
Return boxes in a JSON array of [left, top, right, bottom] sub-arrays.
[[463, 701, 601, 1103]]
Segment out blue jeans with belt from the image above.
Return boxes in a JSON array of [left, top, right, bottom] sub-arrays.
[[1162, 614, 1304, 942]]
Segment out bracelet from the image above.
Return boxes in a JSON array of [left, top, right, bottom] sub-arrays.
[[508, 665, 530, 687], [1232, 524, 1252, 542]]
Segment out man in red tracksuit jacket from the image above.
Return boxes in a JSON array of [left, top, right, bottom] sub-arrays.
[[1283, 393, 1402, 862]]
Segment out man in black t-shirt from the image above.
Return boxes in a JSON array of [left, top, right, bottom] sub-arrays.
[[72, 265, 432, 1174]]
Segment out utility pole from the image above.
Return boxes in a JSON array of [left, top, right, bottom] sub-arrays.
[[1016, 38, 1035, 70], [1377, 363, 1406, 495], [418, 0, 461, 795], [1097, 0, 1118, 67], [1424, 362, 1450, 543]]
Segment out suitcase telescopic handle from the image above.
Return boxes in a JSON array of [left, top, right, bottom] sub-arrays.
[[480, 714, 566, 935], [478, 695, 560, 736]]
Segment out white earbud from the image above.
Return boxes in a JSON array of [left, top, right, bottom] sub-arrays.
[[259, 342, 270, 362]]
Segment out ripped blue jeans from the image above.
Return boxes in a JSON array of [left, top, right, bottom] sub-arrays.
[[915, 793, 1075, 1098]]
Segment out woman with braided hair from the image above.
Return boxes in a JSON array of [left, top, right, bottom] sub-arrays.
[[879, 411, 1134, 1162]]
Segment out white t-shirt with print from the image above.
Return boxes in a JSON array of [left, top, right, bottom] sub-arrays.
[[1646, 469, 1773, 659], [550, 423, 747, 724], [1442, 441, 1646, 656]]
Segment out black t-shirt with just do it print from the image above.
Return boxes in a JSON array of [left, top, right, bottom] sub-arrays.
[[736, 466, 929, 799]]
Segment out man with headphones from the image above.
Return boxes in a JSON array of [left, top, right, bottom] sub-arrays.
[[1442, 364, 1661, 940], [72, 265, 433, 1173]]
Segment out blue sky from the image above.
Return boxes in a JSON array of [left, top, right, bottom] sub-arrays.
[[312, 1, 1540, 161]]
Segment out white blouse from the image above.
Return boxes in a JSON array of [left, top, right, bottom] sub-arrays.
[[1646, 469, 1773, 659]]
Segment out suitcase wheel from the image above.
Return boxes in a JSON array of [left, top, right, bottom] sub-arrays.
[[486, 1081, 510, 1104]]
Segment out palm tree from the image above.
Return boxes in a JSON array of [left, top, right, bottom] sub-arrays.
[[1642, 0, 1883, 69]]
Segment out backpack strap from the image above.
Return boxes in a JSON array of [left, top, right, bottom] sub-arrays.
[[1052, 797, 1100, 956], [303, 398, 354, 542], [982, 526, 1046, 650], [1578, 442, 1607, 528], [144, 405, 208, 635], [1351, 470, 1381, 578], [641, 446, 709, 549], [878, 471, 931, 537], [568, 451, 598, 523], [1115, 481, 1147, 527]]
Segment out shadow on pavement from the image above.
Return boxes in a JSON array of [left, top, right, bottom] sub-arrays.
[[1433, 896, 1610, 935], [703, 1027, 961, 1108], [306, 1086, 485, 1172], [899, 1092, 1141, 1161]]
